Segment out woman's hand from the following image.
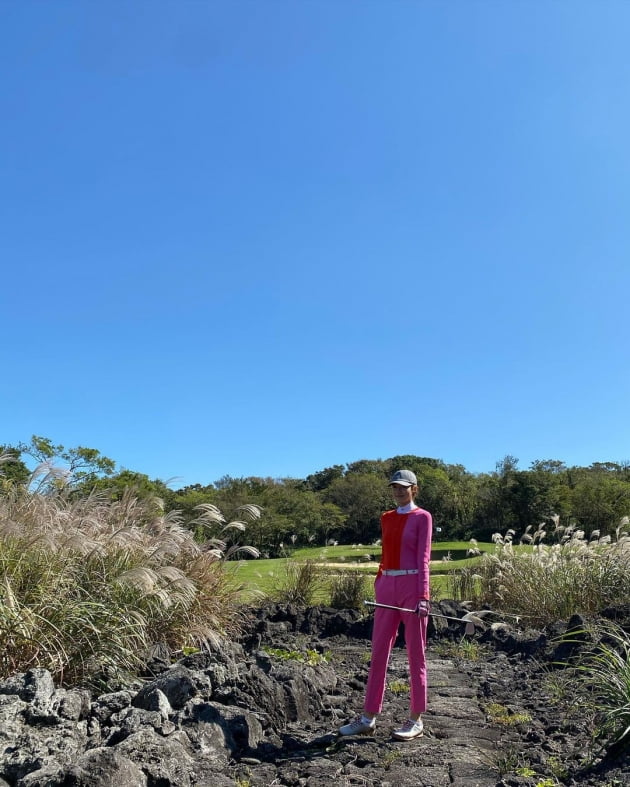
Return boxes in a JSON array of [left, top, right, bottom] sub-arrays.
[[415, 600, 430, 618]]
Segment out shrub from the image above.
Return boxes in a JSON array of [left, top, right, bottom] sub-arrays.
[[0, 485, 261, 687], [558, 621, 630, 755], [270, 559, 321, 606], [472, 525, 630, 625], [329, 571, 368, 609], [448, 566, 480, 602]]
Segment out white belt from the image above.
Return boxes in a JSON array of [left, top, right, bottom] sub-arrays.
[[381, 569, 418, 576]]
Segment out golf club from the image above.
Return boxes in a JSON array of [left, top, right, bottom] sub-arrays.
[[364, 600, 477, 636]]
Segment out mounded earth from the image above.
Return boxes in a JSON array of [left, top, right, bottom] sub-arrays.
[[0, 601, 629, 786]]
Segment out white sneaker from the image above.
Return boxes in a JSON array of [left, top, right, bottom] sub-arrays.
[[392, 718, 424, 740], [338, 715, 376, 736]]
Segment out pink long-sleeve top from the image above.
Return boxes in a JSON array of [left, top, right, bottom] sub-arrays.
[[377, 507, 432, 600]]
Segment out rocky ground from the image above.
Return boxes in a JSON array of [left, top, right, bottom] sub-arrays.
[[0, 601, 629, 786]]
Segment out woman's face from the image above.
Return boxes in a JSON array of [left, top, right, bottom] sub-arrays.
[[390, 483, 417, 507]]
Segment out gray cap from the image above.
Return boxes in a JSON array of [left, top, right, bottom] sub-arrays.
[[388, 469, 417, 487]]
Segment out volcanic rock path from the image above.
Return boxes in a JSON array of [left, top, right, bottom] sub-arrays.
[[269, 644, 515, 787]]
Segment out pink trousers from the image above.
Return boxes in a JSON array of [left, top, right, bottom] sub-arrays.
[[364, 574, 428, 716]]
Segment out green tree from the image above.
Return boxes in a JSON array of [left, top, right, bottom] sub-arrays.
[[82, 469, 173, 505], [323, 473, 391, 543], [304, 465, 344, 492], [571, 473, 630, 537], [0, 446, 30, 489], [443, 463, 479, 538], [471, 456, 520, 540], [18, 435, 115, 491], [413, 464, 461, 539]]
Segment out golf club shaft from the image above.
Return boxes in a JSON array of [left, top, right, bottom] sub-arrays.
[[364, 600, 472, 627]]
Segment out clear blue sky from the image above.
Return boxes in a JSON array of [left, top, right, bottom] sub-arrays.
[[2, 1, 629, 487]]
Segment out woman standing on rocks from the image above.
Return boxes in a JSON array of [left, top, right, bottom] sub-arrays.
[[339, 469, 432, 741]]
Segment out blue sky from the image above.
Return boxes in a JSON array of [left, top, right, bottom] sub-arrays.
[[1, 1, 629, 487]]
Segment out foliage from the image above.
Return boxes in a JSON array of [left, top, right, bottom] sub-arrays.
[[322, 473, 391, 543], [448, 564, 481, 601], [233, 540, 489, 600], [15, 435, 116, 492], [559, 622, 630, 754], [329, 571, 368, 610], [433, 638, 485, 662], [0, 449, 30, 488], [387, 679, 409, 695], [3, 437, 630, 567], [484, 702, 532, 726], [270, 559, 322, 606], [261, 645, 331, 666], [470, 525, 630, 625], [81, 469, 173, 504], [0, 483, 259, 687]]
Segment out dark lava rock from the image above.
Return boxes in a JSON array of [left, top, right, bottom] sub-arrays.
[[0, 602, 628, 786]]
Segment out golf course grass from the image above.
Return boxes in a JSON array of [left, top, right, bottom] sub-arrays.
[[231, 540, 498, 602]]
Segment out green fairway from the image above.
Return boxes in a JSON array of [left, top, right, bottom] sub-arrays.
[[231, 541, 498, 602]]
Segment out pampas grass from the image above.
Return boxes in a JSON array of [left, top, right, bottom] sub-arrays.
[[458, 522, 630, 625], [0, 481, 261, 687]]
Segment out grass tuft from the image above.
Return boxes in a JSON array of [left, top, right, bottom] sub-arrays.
[[270, 559, 321, 606], [329, 571, 368, 609], [454, 525, 630, 625], [0, 485, 259, 687], [557, 621, 630, 754]]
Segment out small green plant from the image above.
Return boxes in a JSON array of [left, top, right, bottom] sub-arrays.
[[558, 621, 630, 754], [546, 755, 567, 782], [539, 661, 575, 703], [261, 645, 331, 666], [490, 745, 522, 776], [457, 638, 482, 661], [380, 749, 402, 769], [387, 679, 409, 695], [534, 779, 557, 787], [515, 766, 536, 777], [433, 638, 485, 661], [485, 702, 532, 726]]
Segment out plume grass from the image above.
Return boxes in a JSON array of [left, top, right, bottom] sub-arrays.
[[0, 483, 261, 686], [459, 523, 630, 625]]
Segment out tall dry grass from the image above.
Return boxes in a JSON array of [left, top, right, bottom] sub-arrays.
[[270, 559, 322, 606], [454, 522, 630, 625], [329, 571, 368, 610], [0, 479, 260, 687]]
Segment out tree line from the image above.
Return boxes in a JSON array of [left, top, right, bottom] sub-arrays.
[[2, 437, 629, 557]]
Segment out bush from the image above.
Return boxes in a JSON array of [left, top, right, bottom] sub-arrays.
[[0, 486, 260, 687], [559, 621, 630, 755], [473, 526, 630, 625], [329, 571, 368, 610], [270, 559, 321, 606]]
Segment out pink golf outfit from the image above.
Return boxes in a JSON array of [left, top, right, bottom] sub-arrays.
[[364, 504, 432, 716]]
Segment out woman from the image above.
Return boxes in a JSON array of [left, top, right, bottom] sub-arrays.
[[339, 468, 432, 741]]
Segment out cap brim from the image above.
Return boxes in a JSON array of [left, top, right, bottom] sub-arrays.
[[388, 481, 413, 487]]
